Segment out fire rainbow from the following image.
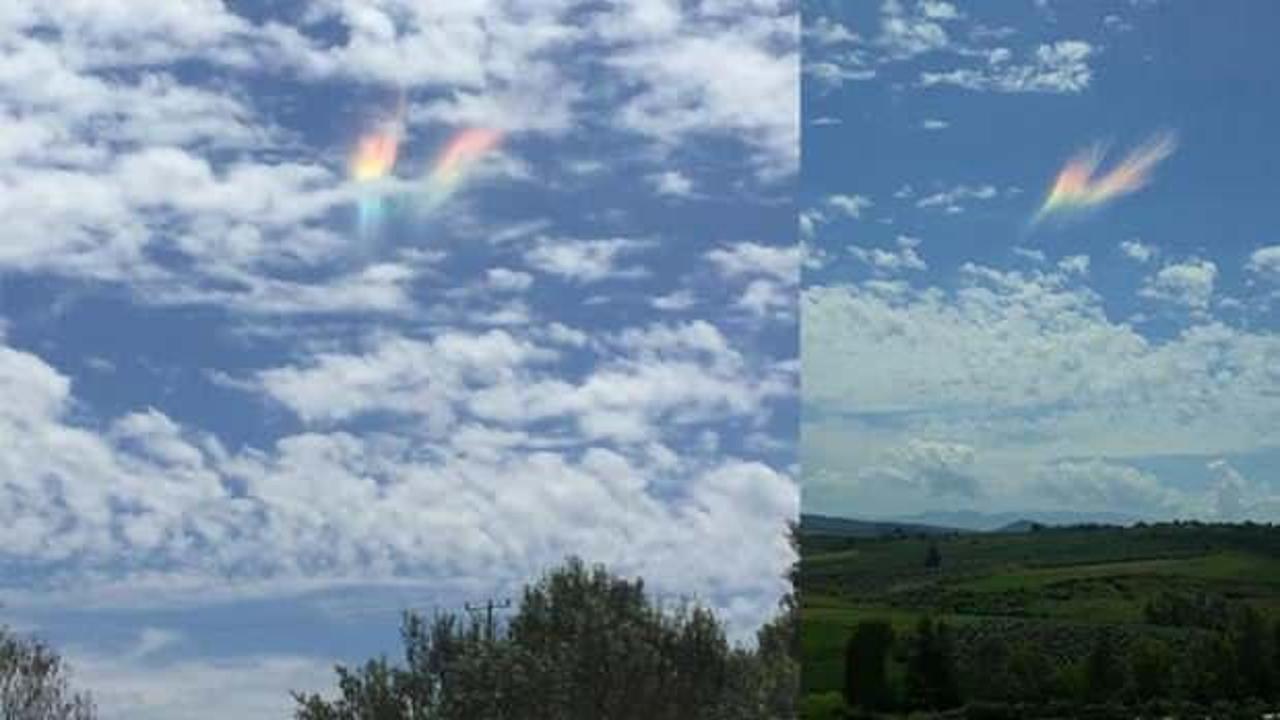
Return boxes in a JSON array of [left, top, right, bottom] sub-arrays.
[[1034, 131, 1177, 224], [419, 128, 504, 214]]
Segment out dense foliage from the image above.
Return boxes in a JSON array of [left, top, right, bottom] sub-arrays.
[[296, 557, 799, 719], [0, 627, 96, 720], [802, 522, 1280, 718], [833, 605, 1280, 717]]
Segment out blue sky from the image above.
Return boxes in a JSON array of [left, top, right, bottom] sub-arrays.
[[802, 1, 1280, 522], [0, 1, 798, 716]]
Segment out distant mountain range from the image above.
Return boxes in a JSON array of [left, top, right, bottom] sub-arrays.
[[800, 514, 966, 538], [891, 509, 1144, 531], [801, 509, 1144, 537]]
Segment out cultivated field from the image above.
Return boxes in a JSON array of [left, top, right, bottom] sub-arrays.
[[800, 519, 1280, 719]]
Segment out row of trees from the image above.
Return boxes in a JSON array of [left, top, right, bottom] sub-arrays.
[[843, 606, 1280, 713], [295, 557, 800, 719], [1, 555, 798, 719]]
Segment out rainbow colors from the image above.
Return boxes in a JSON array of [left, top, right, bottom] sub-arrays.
[[351, 132, 400, 182], [350, 121, 403, 238], [420, 128, 504, 214], [348, 118, 503, 237], [1034, 131, 1177, 223]]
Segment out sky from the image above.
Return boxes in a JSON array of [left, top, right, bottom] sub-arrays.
[[802, 0, 1280, 523], [0, 1, 798, 717]]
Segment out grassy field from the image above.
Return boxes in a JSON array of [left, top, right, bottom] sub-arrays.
[[799, 521, 1280, 716]]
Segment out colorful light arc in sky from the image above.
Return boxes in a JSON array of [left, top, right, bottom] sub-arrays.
[[1034, 131, 1177, 223], [349, 110, 503, 237], [420, 128, 504, 214]]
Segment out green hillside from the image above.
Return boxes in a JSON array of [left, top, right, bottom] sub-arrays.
[[800, 521, 1280, 719]]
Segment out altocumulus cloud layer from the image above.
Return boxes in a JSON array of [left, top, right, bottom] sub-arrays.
[[0, 1, 798, 717], [802, 1, 1280, 525]]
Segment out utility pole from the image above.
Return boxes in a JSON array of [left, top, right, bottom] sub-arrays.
[[465, 598, 512, 640]]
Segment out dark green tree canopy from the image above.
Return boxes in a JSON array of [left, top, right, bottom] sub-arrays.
[[295, 557, 797, 720]]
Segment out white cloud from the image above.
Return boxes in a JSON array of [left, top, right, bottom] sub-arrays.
[[1057, 254, 1090, 277], [920, 40, 1094, 93], [826, 193, 874, 218], [915, 184, 998, 212], [879, 0, 955, 58], [849, 235, 927, 273], [921, 118, 949, 130], [1033, 460, 1184, 515], [863, 438, 981, 498], [485, 268, 535, 292], [651, 289, 698, 311], [256, 330, 555, 427], [524, 237, 651, 283], [807, 15, 858, 45], [648, 170, 696, 198], [602, 3, 798, 178], [804, 265, 1280, 463], [706, 242, 799, 321], [706, 242, 800, 283], [1205, 460, 1280, 521], [1140, 258, 1218, 310], [0, 331, 796, 635], [1120, 238, 1158, 263], [1207, 459, 1247, 520], [1247, 245, 1280, 281], [801, 194, 873, 239], [804, 266, 1280, 518], [1013, 246, 1047, 264], [67, 640, 334, 720]]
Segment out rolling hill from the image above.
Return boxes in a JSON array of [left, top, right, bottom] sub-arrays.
[[799, 518, 1280, 718]]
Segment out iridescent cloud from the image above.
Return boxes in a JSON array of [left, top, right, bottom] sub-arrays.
[[1035, 131, 1177, 223], [419, 128, 504, 214], [349, 99, 405, 238]]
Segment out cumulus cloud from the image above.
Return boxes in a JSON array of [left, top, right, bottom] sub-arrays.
[[1140, 258, 1218, 310], [0, 329, 795, 630], [706, 242, 801, 283], [801, 194, 873, 239], [1033, 460, 1184, 515], [601, 0, 798, 178], [879, 0, 957, 59], [706, 242, 800, 321], [804, 264, 1280, 464], [1120, 238, 1158, 263], [1247, 245, 1280, 281], [524, 237, 652, 283], [648, 170, 696, 198], [849, 235, 928, 274]]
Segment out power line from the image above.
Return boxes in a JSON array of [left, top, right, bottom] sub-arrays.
[[463, 597, 512, 639]]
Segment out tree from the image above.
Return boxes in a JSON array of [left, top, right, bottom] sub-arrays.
[[904, 617, 960, 710], [0, 627, 97, 720], [843, 620, 895, 712], [295, 558, 795, 720], [1005, 640, 1054, 704], [1129, 638, 1174, 701], [1176, 632, 1238, 704], [965, 636, 1012, 702], [1084, 630, 1127, 703], [1232, 605, 1276, 701], [750, 524, 801, 718], [924, 541, 942, 570]]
